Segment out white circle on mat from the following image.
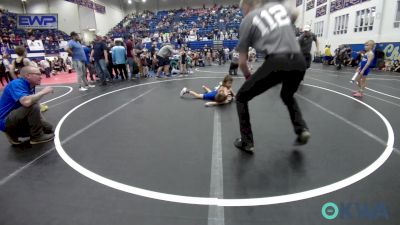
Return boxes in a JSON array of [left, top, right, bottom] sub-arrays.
[[54, 77, 395, 207]]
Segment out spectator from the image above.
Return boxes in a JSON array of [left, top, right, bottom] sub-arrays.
[[323, 45, 333, 65], [179, 47, 187, 75], [111, 41, 128, 80], [133, 38, 144, 78], [0, 57, 9, 86], [91, 35, 112, 86], [392, 60, 400, 73], [140, 49, 150, 77], [9, 46, 31, 79], [0, 66, 55, 145], [156, 43, 176, 78], [39, 58, 51, 78], [83, 43, 96, 81], [66, 32, 94, 91], [126, 36, 135, 79]]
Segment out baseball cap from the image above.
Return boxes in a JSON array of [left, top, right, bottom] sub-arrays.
[[303, 25, 311, 32]]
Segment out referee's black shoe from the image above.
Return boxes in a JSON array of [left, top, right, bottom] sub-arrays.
[[295, 129, 311, 145], [234, 138, 254, 154]]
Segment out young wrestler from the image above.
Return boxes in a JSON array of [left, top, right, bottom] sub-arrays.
[[351, 40, 376, 97], [180, 75, 235, 107]]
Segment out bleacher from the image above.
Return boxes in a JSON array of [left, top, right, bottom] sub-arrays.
[[107, 5, 242, 50]]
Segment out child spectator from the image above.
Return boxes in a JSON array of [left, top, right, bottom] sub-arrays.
[[229, 48, 239, 75]]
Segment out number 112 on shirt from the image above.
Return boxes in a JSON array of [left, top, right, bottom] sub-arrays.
[[252, 4, 291, 36]]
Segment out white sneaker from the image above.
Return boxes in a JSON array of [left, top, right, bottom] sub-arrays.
[[79, 87, 88, 91], [180, 87, 188, 97], [88, 84, 96, 88]]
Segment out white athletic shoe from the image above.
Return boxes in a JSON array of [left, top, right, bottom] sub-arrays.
[[79, 87, 88, 92], [180, 87, 188, 97], [88, 84, 96, 88]]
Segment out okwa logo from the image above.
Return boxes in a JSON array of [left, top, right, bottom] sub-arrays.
[[321, 202, 389, 220]]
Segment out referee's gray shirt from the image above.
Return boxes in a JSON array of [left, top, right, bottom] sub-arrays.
[[237, 2, 301, 55]]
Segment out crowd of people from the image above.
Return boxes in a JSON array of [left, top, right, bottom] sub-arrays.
[[108, 5, 242, 44], [320, 43, 399, 73], [74, 35, 243, 88]]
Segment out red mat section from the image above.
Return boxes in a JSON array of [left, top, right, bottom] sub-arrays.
[[40, 72, 78, 85]]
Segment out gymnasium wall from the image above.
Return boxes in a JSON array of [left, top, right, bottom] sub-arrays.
[[0, 0, 23, 13], [296, 0, 400, 53]]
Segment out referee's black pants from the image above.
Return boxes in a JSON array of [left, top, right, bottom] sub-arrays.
[[236, 53, 308, 144]]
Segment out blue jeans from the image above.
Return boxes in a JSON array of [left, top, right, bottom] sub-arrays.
[[94, 59, 111, 82]]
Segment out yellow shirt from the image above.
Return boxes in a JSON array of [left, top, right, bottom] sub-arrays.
[[325, 47, 332, 56]]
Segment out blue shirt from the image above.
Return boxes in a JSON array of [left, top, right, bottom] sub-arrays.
[[0, 78, 35, 131], [111, 46, 127, 65], [83, 45, 91, 64], [67, 40, 86, 62]]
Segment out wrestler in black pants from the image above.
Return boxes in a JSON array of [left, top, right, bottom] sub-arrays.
[[236, 53, 309, 146]]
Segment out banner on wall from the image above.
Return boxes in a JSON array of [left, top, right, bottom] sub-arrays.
[[331, 0, 370, 13], [306, 0, 315, 11], [27, 40, 45, 51], [380, 43, 400, 62], [17, 14, 58, 29], [316, 5, 327, 17], [65, 0, 106, 14], [296, 0, 303, 7], [94, 3, 106, 14]]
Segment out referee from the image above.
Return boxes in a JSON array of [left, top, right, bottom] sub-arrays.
[[234, 0, 310, 153]]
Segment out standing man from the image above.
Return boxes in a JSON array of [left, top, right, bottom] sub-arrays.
[[133, 38, 144, 78], [112, 41, 128, 80], [150, 42, 158, 73], [234, 0, 310, 153], [91, 35, 112, 86], [126, 36, 135, 79], [66, 32, 95, 91], [83, 43, 96, 82], [298, 25, 319, 70], [156, 43, 176, 78], [0, 66, 54, 145]]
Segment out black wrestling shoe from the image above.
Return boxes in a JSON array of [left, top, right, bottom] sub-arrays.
[[4, 133, 22, 145], [295, 129, 311, 145], [234, 138, 254, 154], [30, 133, 55, 145]]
